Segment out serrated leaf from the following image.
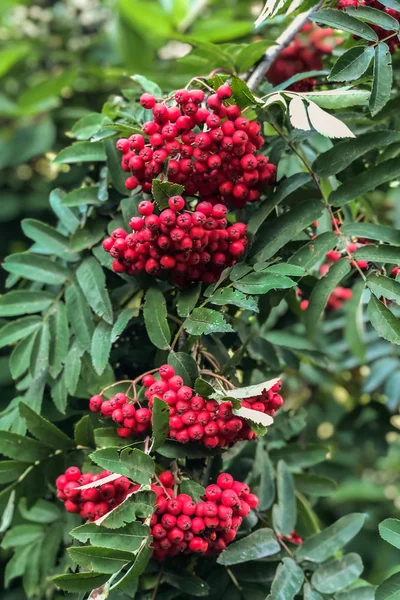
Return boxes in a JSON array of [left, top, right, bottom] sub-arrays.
[[310, 8, 378, 41], [91, 320, 112, 376], [346, 5, 400, 30], [307, 102, 355, 139], [168, 352, 199, 386], [105, 138, 129, 195], [251, 199, 324, 261], [65, 282, 94, 352], [49, 301, 69, 377], [177, 283, 202, 318], [0, 431, 50, 462], [98, 491, 155, 529], [231, 76, 258, 109], [61, 185, 101, 207], [305, 259, 351, 338], [368, 295, 400, 344], [111, 308, 137, 343], [143, 287, 171, 349], [375, 571, 400, 600], [3, 253, 70, 285], [70, 521, 149, 552], [341, 222, 400, 244], [208, 288, 259, 311], [289, 96, 311, 131], [89, 447, 154, 485], [70, 217, 107, 252], [329, 45, 374, 82], [49, 189, 80, 234], [179, 480, 206, 503], [0, 291, 54, 317], [379, 518, 400, 549], [273, 460, 296, 537], [53, 572, 109, 592], [163, 571, 210, 597], [152, 397, 169, 450], [19, 403, 73, 450], [296, 513, 366, 563], [76, 257, 113, 325], [311, 553, 363, 594], [303, 89, 370, 109], [10, 334, 37, 380], [0, 461, 28, 485], [354, 244, 400, 263], [21, 219, 71, 257], [270, 557, 304, 600], [54, 141, 106, 164], [235, 40, 269, 71], [74, 415, 95, 448], [367, 274, 400, 302], [114, 538, 152, 590], [294, 473, 337, 497], [68, 545, 134, 574], [0, 316, 42, 349], [344, 281, 366, 363], [151, 180, 185, 210], [184, 307, 233, 335], [30, 320, 50, 378], [194, 378, 215, 398], [217, 528, 280, 565], [233, 272, 295, 295], [370, 43, 392, 116], [64, 338, 84, 395]]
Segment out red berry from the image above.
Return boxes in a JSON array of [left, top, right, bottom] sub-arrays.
[[65, 466, 81, 482]]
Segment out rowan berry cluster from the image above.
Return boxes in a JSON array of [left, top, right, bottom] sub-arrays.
[[298, 286, 353, 312], [338, 0, 400, 52], [102, 197, 248, 284], [115, 83, 276, 208], [267, 24, 341, 91], [89, 392, 151, 438], [150, 471, 259, 560], [55, 466, 136, 519], [277, 531, 303, 546]]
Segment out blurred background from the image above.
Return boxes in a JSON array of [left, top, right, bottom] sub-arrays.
[[0, 0, 399, 591]]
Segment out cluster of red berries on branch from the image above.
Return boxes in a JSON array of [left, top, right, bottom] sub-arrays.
[[102, 197, 248, 284], [56, 466, 136, 519], [56, 468, 259, 561], [298, 286, 353, 312], [89, 365, 283, 447], [115, 83, 276, 208], [267, 24, 341, 91], [277, 531, 303, 546], [150, 471, 259, 560], [338, 0, 400, 52]]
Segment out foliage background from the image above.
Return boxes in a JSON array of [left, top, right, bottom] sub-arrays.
[[0, 0, 400, 598]]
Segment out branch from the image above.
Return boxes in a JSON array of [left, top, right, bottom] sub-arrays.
[[247, 1, 323, 92]]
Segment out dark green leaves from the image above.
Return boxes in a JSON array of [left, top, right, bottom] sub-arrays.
[[346, 5, 400, 30], [329, 46, 374, 82], [305, 259, 351, 337], [272, 461, 296, 536], [354, 244, 400, 263], [217, 528, 280, 565], [296, 513, 366, 563], [3, 253, 70, 285], [233, 272, 296, 295], [0, 431, 51, 462], [53, 572, 109, 592], [19, 403, 74, 450], [21, 219, 71, 258], [89, 447, 154, 485], [379, 518, 400, 549], [376, 572, 400, 600], [68, 545, 134, 574], [91, 320, 112, 375], [54, 141, 106, 164], [270, 558, 304, 599], [0, 291, 54, 317], [65, 283, 94, 352], [330, 158, 400, 205], [310, 9, 378, 41], [143, 287, 171, 349], [76, 257, 113, 324], [370, 43, 393, 116], [341, 222, 400, 245], [311, 553, 363, 594], [368, 295, 400, 344], [0, 317, 42, 349], [183, 308, 233, 335], [177, 283, 202, 318], [208, 288, 259, 312], [367, 274, 400, 302], [70, 522, 149, 553], [151, 180, 184, 210], [168, 352, 199, 386], [151, 397, 169, 450]]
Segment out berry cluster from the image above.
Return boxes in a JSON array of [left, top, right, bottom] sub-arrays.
[[89, 392, 151, 439], [277, 531, 303, 546], [150, 471, 259, 560], [115, 83, 276, 208], [102, 197, 248, 284], [298, 286, 353, 312], [338, 0, 400, 52], [267, 24, 340, 91], [89, 365, 284, 447], [55, 466, 136, 519]]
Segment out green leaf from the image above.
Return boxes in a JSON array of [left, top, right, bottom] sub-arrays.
[[341, 222, 400, 245], [19, 402, 73, 450], [70, 217, 107, 252], [0, 431, 51, 462], [303, 89, 370, 109], [270, 444, 329, 469], [114, 539, 152, 590], [163, 571, 210, 597], [3, 253, 70, 284], [273, 460, 296, 537], [310, 8, 378, 41], [151, 180, 185, 210], [156, 441, 214, 459], [184, 308, 233, 335], [303, 583, 324, 600], [294, 473, 337, 496], [251, 200, 324, 261], [49, 301, 69, 378], [30, 320, 50, 378], [111, 308, 137, 343], [53, 572, 110, 593], [76, 257, 113, 325], [0, 291, 54, 317], [105, 138, 129, 195], [329, 46, 374, 82], [61, 185, 102, 207], [19, 498, 62, 523], [0, 461, 28, 484], [1, 524, 43, 549], [344, 281, 366, 363], [314, 131, 400, 177], [305, 259, 351, 337], [311, 553, 363, 594], [168, 352, 199, 386], [68, 545, 134, 574], [368, 295, 400, 344], [74, 415, 95, 448], [99, 491, 155, 529], [354, 244, 400, 263], [54, 141, 106, 164], [143, 286, 171, 349], [10, 335, 36, 380], [235, 40, 269, 71], [180, 480, 206, 503], [270, 557, 304, 600], [194, 378, 215, 398], [289, 232, 338, 271], [346, 5, 400, 30], [65, 283, 94, 352], [379, 518, 400, 549], [254, 443, 275, 511], [370, 43, 393, 116], [91, 320, 112, 376], [296, 513, 366, 563], [0, 316, 42, 349], [89, 447, 155, 485], [335, 586, 376, 599], [131, 74, 162, 96], [70, 521, 149, 553], [217, 528, 280, 565], [247, 173, 311, 237], [258, 263, 305, 276], [70, 113, 109, 140], [177, 283, 202, 318], [49, 188, 80, 234], [21, 219, 71, 257], [367, 274, 400, 302], [152, 397, 169, 450], [208, 288, 259, 311], [375, 572, 400, 600], [64, 338, 84, 395], [233, 272, 295, 295], [231, 76, 258, 109]]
